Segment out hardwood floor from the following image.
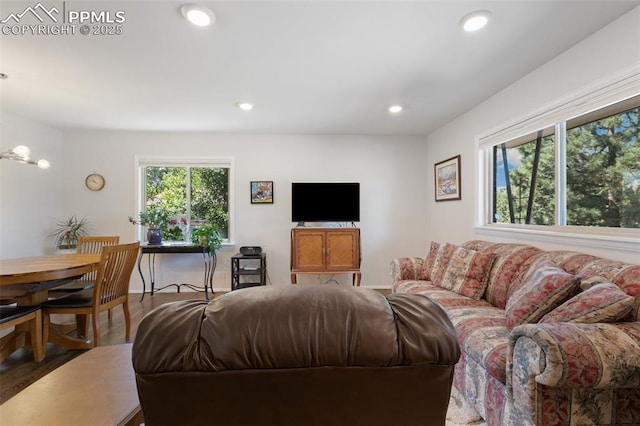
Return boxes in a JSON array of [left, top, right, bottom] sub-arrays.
[[0, 291, 213, 404]]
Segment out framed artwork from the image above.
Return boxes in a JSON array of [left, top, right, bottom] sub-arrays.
[[251, 181, 273, 204], [434, 155, 461, 202]]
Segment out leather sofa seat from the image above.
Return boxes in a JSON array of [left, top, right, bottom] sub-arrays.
[[133, 285, 460, 426]]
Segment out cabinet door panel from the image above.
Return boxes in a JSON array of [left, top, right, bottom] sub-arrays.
[[326, 232, 358, 270], [294, 232, 325, 270]]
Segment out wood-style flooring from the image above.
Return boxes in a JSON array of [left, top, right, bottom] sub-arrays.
[[0, 291, 211, 405]]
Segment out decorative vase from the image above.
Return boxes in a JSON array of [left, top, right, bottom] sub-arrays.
[[147, 228, 163, 245]]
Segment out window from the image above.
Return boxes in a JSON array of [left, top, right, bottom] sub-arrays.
[[135, 158, 233, 242], [565, 101, 639, 228], [484, 95, 640, 231], [493, 127, 555, 225]]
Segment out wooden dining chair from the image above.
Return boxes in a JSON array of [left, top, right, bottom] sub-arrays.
[[43, 242, 140, 349], [0, 305, 44, 363], [50, 235, 120, 294]]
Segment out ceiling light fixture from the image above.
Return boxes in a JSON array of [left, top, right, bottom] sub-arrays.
[[460, 10, 491, 32], [0, 145, 50, 169], [388, 105, 403, 113], [236, 102, 254, 111], [180, 4, 215, 27]]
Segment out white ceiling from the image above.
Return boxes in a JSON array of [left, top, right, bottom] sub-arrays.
[[0, 1, 638, 136]]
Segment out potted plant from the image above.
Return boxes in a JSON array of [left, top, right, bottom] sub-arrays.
[[129, 208, 170, 245], [165, 216, 189, 241], [191, 223, 223, 253], [50, 214, 90, 252]]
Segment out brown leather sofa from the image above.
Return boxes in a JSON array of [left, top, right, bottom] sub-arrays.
[[132, 285, 460, 426]]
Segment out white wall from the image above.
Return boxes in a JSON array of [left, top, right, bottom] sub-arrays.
[[425, 7, 640, 263], [59, 131, 428, 292], [5, 7, 637, 290], [0, 112, 64, 258]]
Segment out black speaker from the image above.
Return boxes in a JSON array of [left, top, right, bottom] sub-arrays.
[[240, 246, 262, 255]]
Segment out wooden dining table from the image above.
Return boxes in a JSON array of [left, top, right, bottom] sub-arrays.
[[0, 253, 101, 303], [0, 253, 102, 357]]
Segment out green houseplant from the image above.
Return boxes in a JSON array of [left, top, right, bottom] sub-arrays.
[[129, 208, 170, 245], [191, 223, 222, 253], [50, 214, 90, 250], [128, 208, 170, 229]]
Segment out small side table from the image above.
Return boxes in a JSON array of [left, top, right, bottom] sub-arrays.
[[138, 242, 214, 301], [231, 253, 266, 291]]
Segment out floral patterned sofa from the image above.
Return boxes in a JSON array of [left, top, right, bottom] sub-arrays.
[[391, 240, 640, 426]]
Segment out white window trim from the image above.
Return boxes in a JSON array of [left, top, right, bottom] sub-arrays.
[[475, 63, 640, 256], [133, 156, 235, 245]]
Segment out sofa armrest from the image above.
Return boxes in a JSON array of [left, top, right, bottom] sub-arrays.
[[390, 257, 425, 283], [506, 322, 640, 425], [509, 322, 640, 389]]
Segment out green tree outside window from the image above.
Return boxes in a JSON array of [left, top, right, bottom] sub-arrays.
[[144, 166, 229, 240], [493, 104, 639, 229]]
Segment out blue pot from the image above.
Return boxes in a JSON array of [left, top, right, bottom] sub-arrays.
[[147, 228, 163, 245]]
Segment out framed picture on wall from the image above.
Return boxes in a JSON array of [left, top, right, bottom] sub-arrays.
[[251, 181, 274, 204], [434, 155, 461, 201]]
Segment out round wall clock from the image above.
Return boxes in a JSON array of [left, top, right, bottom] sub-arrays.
[[85, 173, 105, 191]]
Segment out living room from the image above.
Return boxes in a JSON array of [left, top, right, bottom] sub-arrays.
[[1, 1, 639, 424], [1, 2, 638, 291]]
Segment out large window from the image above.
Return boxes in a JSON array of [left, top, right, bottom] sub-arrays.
[[486, 95, 639, 230], [135, 158, 233, 242]]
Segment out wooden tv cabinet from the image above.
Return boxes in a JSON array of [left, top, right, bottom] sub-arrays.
[[290, 227, 361, 285]]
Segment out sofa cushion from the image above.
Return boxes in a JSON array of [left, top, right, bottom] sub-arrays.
[[426, 291, 494, 309], [505, 260, 579, 329], [530, 251, 599, 275], [393, 280, 443, 295], [391, 257, 428, 283], [463, 326, 509, 384], [438, 244, 496, 300], [393, 281, 493, 309], [579, 275, 610, 290], [446, 306, 506, 346], [462, 240, 496, 252], [578, 260, 640, 295], [421, 241, 451, 283], [577, 259, 640, 321], [540, 282, 635, 324], [470, 243, 542, 309], [420, 241, 438, 280]]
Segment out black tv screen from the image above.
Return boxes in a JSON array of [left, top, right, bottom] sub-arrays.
[[292, 183, 360, 223]]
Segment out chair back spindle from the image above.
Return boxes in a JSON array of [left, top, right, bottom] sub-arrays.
[[93, 243, 139, 307], [77, 236, 119, 283]]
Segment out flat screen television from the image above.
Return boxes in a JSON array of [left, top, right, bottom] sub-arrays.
[[292, 182, 360, 223]]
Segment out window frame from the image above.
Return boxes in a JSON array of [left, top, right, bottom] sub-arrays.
[[475, 66, 640, 255], [133, 156, 235, 244]]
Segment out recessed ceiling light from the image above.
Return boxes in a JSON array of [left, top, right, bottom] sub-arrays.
[[460, 10, 491, 32], [0, 73, 7, 80], [388, 105, 403, 113], [181, 4, 215, 27], [236, 102, 254, 111]]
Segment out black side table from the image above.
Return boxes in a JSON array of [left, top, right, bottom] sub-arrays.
[[138, 242, 214, 301], [231, 253, 266, 290]]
